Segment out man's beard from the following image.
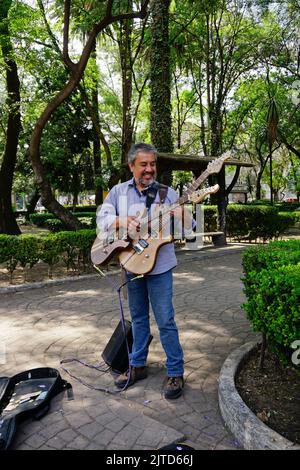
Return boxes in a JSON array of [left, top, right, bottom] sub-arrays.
[[137, 173, 156, 187]]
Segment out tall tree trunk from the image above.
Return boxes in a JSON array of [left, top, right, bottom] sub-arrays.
[[119, 9, 134, 171], [26, 187, 40, 220], [93, 129, 102, 205], [0, 1, 21, 234], [256, 170, 263, 200], [90, 40, 103, 205], [72, 190, 79, 208], [204, 9, 227, 245], [150, 0, 173, 185], [215, 166, 227, 246]]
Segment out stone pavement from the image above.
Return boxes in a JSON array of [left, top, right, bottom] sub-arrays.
[[0, 244, 258, 450]]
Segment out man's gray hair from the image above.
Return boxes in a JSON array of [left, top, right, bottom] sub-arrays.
[[128, 142, 158, 164]]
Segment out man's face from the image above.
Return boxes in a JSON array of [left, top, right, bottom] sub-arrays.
[[129, 151, 157, 188]]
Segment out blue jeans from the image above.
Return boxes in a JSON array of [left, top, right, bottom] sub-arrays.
[[126, 269, 184, 377]]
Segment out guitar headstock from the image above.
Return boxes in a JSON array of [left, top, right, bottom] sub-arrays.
[[206, 152, 231, 175], [188, 184, 220, 204]]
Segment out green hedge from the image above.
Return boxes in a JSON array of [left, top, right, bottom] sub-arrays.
[[0, 230, 96, 282], [29, 213, 96, 233], [242, 240, 300, 369], [226, 205, 296, 241], [275, 202, 300, 212], [249, 200, 300, 211], [201, 205, 295, 241], [29, 204, 296, 240], [64, 205, 97, 213], [203, 206, 218, 232], [29, 212, 96, 227], [0, 234, 21, 282]]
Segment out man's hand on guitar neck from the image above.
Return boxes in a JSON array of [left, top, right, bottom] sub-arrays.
[[170, 206, 193, 227]]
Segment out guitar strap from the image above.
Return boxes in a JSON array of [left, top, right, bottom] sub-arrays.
[[145, 182, 168, 209], [158, 184, 168, 204]]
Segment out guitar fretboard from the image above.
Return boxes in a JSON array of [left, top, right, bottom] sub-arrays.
[[139, 168, 210, 237]]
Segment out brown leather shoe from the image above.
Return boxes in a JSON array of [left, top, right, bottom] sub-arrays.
[[115, 366, 147, 389], [164, 376, 184, 399]]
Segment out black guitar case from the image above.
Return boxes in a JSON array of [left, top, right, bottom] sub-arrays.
[[0, 367, 71, 450]]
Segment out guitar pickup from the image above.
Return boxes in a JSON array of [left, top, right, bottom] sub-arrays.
[[132, 239, 149, 254], [132, 243, 143, 254], [139, 239, 149, 248]]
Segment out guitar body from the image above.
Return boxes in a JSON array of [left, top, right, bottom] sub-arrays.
[[119, 235, 173, 275], [91, 236, 130, 266]]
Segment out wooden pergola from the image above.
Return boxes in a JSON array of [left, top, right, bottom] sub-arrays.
[[157, 152, 254, 173], [157, 152, 254, 246]]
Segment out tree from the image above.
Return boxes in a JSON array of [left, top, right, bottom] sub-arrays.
[[169, 0, 274, 243], [29, 0, 149, 229], [101, 3, 150, 181], [150, 0, 173, 184], [0, 0, 21, 234]]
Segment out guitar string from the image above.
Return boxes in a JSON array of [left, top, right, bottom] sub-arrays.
[[123, 170, 210, 244], [119, 174, 212, 266]]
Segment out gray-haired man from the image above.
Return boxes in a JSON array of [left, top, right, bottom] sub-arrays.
[[98, 143, 193, 399]]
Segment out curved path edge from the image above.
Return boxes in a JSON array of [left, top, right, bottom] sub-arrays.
[[218, 341, 300, 450]]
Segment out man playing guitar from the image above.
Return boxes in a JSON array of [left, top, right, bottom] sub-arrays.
[[97, 142, 194, 399]]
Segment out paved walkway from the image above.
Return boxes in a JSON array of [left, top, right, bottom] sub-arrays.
[[0, 245, 258, 450]]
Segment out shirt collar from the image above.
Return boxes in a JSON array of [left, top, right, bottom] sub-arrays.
[[128, 177, 158, 196]]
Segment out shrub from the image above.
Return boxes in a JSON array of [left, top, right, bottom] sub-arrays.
[[64, 205, 97, 213], [17, 235, 41, 282], [243, 263, 300, 368], [0, 229, 97, 282], [45, 219, 66, 232], [227, 205, 295, 241], [30, 212, 96, 231], [203, 206, 218, 232], [242, 240, 300, 370], [70, 229, 96, 268], [29, 213, 56, 226], [48, 230, 96, 271], [275, 201, 300, 212], [78, 215, 96, 229], [0, 234, 20, 283], [39, 234, 64, 279]]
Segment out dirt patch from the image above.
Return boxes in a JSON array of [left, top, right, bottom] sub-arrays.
[[0, 260, 119, 287], [236, 346, 300, 445]]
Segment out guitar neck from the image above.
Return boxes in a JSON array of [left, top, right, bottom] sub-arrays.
[[140, 168, 210, 235], [178, 169, 210, 205]]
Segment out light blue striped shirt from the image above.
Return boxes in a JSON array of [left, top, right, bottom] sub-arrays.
[[97, 178, 182, 275]]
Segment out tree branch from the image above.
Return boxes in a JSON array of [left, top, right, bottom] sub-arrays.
[[63, 0, 72, 64], [106, 0, 114, 17], [279, 133, 300, 159], [225, 166, 240, 196], [37, 0, 62, 57], [132, 11, 149, 66], [79, 83, 113, 166]]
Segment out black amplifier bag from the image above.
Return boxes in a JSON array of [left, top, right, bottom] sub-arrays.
[[102, 320, 153, 373], [0, 367, 71, 450]]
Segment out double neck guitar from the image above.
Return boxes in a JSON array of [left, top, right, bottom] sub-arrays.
[[91, 153, 230, 273]]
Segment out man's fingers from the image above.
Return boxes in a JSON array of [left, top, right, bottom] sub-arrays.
[[128, 219, 141, 238]]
